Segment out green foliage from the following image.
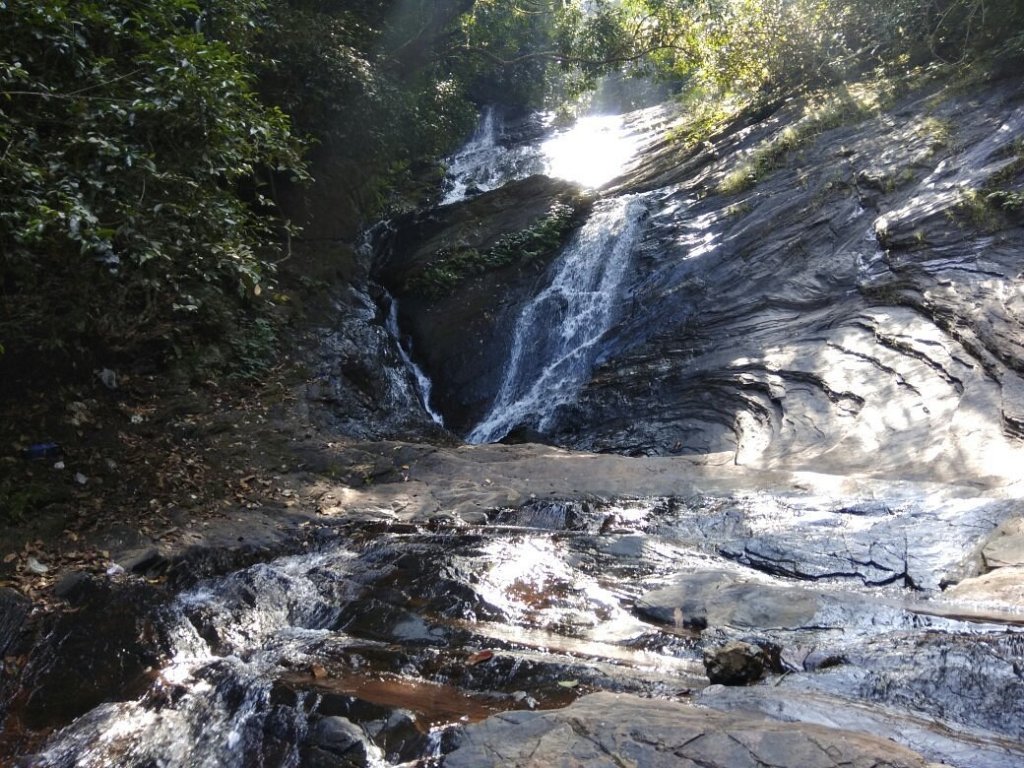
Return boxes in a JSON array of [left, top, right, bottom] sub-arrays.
[[550, 0, 1024, 108], [718, 80, 889, 194], [951, 139, 1024, 228], [257, 1, 477, 216], [228, 315, 278, 381], [456, 0, 555, 107], [406, 202, 577, 296], [0, 0, 306, 373]]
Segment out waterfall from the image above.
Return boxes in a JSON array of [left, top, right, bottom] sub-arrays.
[[468, 194, 649, 444], [441, 107, 545, 205], [385, 295, 444, 425]]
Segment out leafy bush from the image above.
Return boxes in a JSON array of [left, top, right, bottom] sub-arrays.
[[0, 0, 306, 375]]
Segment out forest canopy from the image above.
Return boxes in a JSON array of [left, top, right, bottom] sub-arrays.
[[1, 0, 1021, 380]]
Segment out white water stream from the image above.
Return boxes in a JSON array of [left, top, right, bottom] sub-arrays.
[[441, 103, 668, 205], [440, 107, 545, 204], [468, 194, 649, 444], [385, 298, 444, 425]]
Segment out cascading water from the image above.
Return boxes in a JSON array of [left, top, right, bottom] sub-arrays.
[[440, 107, 545, 205], [385, 296, 444, 426], [440, 102, 668, 205], [22, 495, 1024, 768], [468, 194, 650, 444]]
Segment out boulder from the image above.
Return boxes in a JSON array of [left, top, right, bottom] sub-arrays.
[[302, 715, 369, 768], [981, 518, 1024, 570], [703, 640, 768, 685], [374, 175, 589, 432]]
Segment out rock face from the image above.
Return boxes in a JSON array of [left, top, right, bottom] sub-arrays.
[[305, 283, 446, 441], [302, 715, 369, 768], [542, 78, 1024, 485], [374, 175, 589, 432], [441, 691, 931, 768], [390, 75, 1024, 486]]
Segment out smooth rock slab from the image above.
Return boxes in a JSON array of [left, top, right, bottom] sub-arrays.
[[981, 517, 1024, 570], [945, 566, 1024, 608], [635, 569, 903, 633], [441, 691, 930, 768]]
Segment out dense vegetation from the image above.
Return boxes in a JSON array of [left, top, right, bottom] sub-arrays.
[[2, 0, 1021, 384]]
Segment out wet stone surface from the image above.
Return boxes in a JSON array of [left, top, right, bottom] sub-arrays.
[[440, 691, 933, 768], [3, 492, 1021, 767]]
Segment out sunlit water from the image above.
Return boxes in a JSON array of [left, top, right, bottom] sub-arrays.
[[468, 194, 650, 444], [441, 104, 668, 204], [541, 113, 645, 189]]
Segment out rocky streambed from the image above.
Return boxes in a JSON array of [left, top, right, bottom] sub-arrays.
[[3, 443, 1023, 767], [4, 67, 1024, 767]]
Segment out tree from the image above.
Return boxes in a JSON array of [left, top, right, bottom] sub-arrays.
[[0, 0, 306, 374]]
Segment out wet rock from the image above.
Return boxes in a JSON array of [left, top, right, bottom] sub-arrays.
[[365, 710, 428, 763], [15, 579, 167, 729], [441, 691, 931, 767], [636, 570, 816, 629], [700, 685, 1024, 768], [302, 715, 369, 768], [704, 640, 768, 685], [774, 631, 1024, 742], [307, 284, 445, 441], [634, 569, 896, 632], [0, 587, 30, 657], [520, 80, 1024, 489], [709, 495, 1015, 591], [260, 705, 309, 767], [374, 175, 590, 432]]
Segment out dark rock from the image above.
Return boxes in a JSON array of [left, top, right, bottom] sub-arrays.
[[16, 579, 167, 729], [0, 587, 30, 657], [704, 640, 768, 685], [260, 705, 308, 767], [365, 710, 428, 763], [306, 284, 445, 441], [117, 547, 168, 578], [52, 572, 92, 602], [374, 175, 590, 432], [441, 691, 931, 768], [302, 715, 369, 768]]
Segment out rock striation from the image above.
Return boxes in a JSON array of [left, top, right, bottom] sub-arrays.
[[441, 691, 932, 768]]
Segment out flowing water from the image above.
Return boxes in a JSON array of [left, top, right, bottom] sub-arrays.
[[440, 107, 546, 205], [441, 103, 669, 204], [9, 100, 1024, 768], [19, 494, 1024, 767], [468, 195, 650, 444], [385, 297, 444, 426]]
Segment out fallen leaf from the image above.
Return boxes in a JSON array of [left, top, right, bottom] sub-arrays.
[[466, 650, 494, 666], [557, 680, 579, 689], [310, 663, 328, 679], [2, 553, 17, 564]]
